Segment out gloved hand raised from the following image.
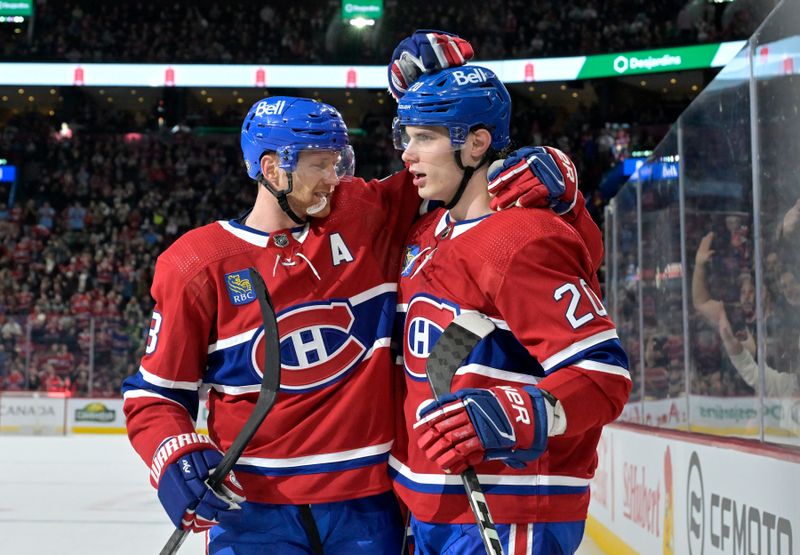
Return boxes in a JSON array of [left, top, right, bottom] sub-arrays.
[[488, 146, 579, 214], [150, 433, 245, 532], [388, 29, 474, 101]]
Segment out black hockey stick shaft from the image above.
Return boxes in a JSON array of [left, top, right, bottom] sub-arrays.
[[424, 313, 504, 555], [161, 267, 281, 555]]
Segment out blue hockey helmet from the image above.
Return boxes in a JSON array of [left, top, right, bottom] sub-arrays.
[[393, 65, 511, 152], [241, 96, 353, 180]]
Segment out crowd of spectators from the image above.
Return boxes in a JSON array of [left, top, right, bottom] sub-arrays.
[[0, 0, 773, 64], [612, 76, 800, 406], [0, 112, 254, 396], [0, 88, 673, 396]]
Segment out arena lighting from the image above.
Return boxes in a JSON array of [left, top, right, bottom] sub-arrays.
[[0, 41, 750, 87], [349, 17, 375, 28]]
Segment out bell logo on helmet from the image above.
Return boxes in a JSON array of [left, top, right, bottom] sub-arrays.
[[408, 81, 425, 93], [452, 68, 489, 86], [255, 100, 287, 118]]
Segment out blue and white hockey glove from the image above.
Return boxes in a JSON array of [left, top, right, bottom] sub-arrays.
[[150, 433, 245, 532], [413, 386, 552, 475], [388, 29, 474, 101], [487, 146, 579, 214]]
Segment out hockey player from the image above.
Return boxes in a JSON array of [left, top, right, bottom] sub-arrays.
[[389, 65, 632, 554], [122, 96, 418, 553]]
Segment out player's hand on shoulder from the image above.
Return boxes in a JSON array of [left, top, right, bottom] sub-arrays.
[[388, 29, 474, 101], [412, 385, 550, 474], [151, 433, 245, 532], [487, 146, 579, 214]]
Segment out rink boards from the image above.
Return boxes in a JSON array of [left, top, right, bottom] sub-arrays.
[[0, 393, 210, 435], [587, 423, 800, 555]]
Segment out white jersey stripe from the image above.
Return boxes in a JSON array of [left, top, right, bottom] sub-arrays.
[[122, 390, 197, 423], [217, 220, 269, 247], [508, 524, 516, 554], [526, 523, 533, 555], [349, 283, 398, 306], [208, 328, 258, 354], [239, 440, 393, 469], [455, 363, 540, 385], [388, 456, 590, 487], [540, 329, 620, 372], [573, 359, 631, 380], [139, 365, 202, 390]]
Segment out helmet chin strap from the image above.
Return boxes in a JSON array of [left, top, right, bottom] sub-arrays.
[[259, 173, 307, 225], [445, 149, 490, 210]]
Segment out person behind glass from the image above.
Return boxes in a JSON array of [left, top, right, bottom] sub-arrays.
[[720, 197, 800, 396], [388, 62, 631, 553]]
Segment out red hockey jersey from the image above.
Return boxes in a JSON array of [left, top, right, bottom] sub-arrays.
[[391, 207, 631, 524], [123, 171, 419, 505]]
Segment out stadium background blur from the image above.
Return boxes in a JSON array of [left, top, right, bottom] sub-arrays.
[[0, 0, 785, 403]]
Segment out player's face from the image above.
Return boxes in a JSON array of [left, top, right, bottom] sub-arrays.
[[401, 126, 461, 201], [279, 150, 342, 219]]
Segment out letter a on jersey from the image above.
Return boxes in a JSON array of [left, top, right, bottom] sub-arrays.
[[330, 233, 354, 266]]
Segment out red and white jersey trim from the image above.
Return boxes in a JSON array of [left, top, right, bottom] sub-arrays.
[[508, 523, 534, 555], [454, 363, 540, 384], [239, 440, 394, 469], [139, 365, 202, 390], [208, 329, 258, 354], [572, 359, 631, 379], [539, 329, 619, 371], [388, 455, 590, 488], [217, 220, 310, 246]]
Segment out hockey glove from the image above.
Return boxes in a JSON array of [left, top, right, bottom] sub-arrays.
[[388, 29, 474, 101], [413, 386, 551, 475], [487, 146, 579, 214], [150, 433, 245, 532]]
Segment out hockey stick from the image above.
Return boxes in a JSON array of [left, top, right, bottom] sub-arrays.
[[425, 312, 505, 555], [160, 267, 281, 555]]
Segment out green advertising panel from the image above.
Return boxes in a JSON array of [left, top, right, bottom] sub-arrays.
[[578, 44, 722, 79], [341, 0, 383, 20], [0, 0, 33, 16]]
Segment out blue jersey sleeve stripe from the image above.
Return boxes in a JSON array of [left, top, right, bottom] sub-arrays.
[[121, 373, 200, 418], [540, 329, 619, 371], [544, 339, 629, 376]]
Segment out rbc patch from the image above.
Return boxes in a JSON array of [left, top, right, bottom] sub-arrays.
[[401, 245, 421, 277], [225, 269, 257, 306]]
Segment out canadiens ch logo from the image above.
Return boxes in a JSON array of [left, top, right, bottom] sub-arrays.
[[225, 269, 256, 306], [403, 295, 459, 379], [250, 301, 366, 392]]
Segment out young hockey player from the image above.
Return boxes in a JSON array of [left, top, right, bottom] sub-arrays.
[[389, 64, 632, 554]]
